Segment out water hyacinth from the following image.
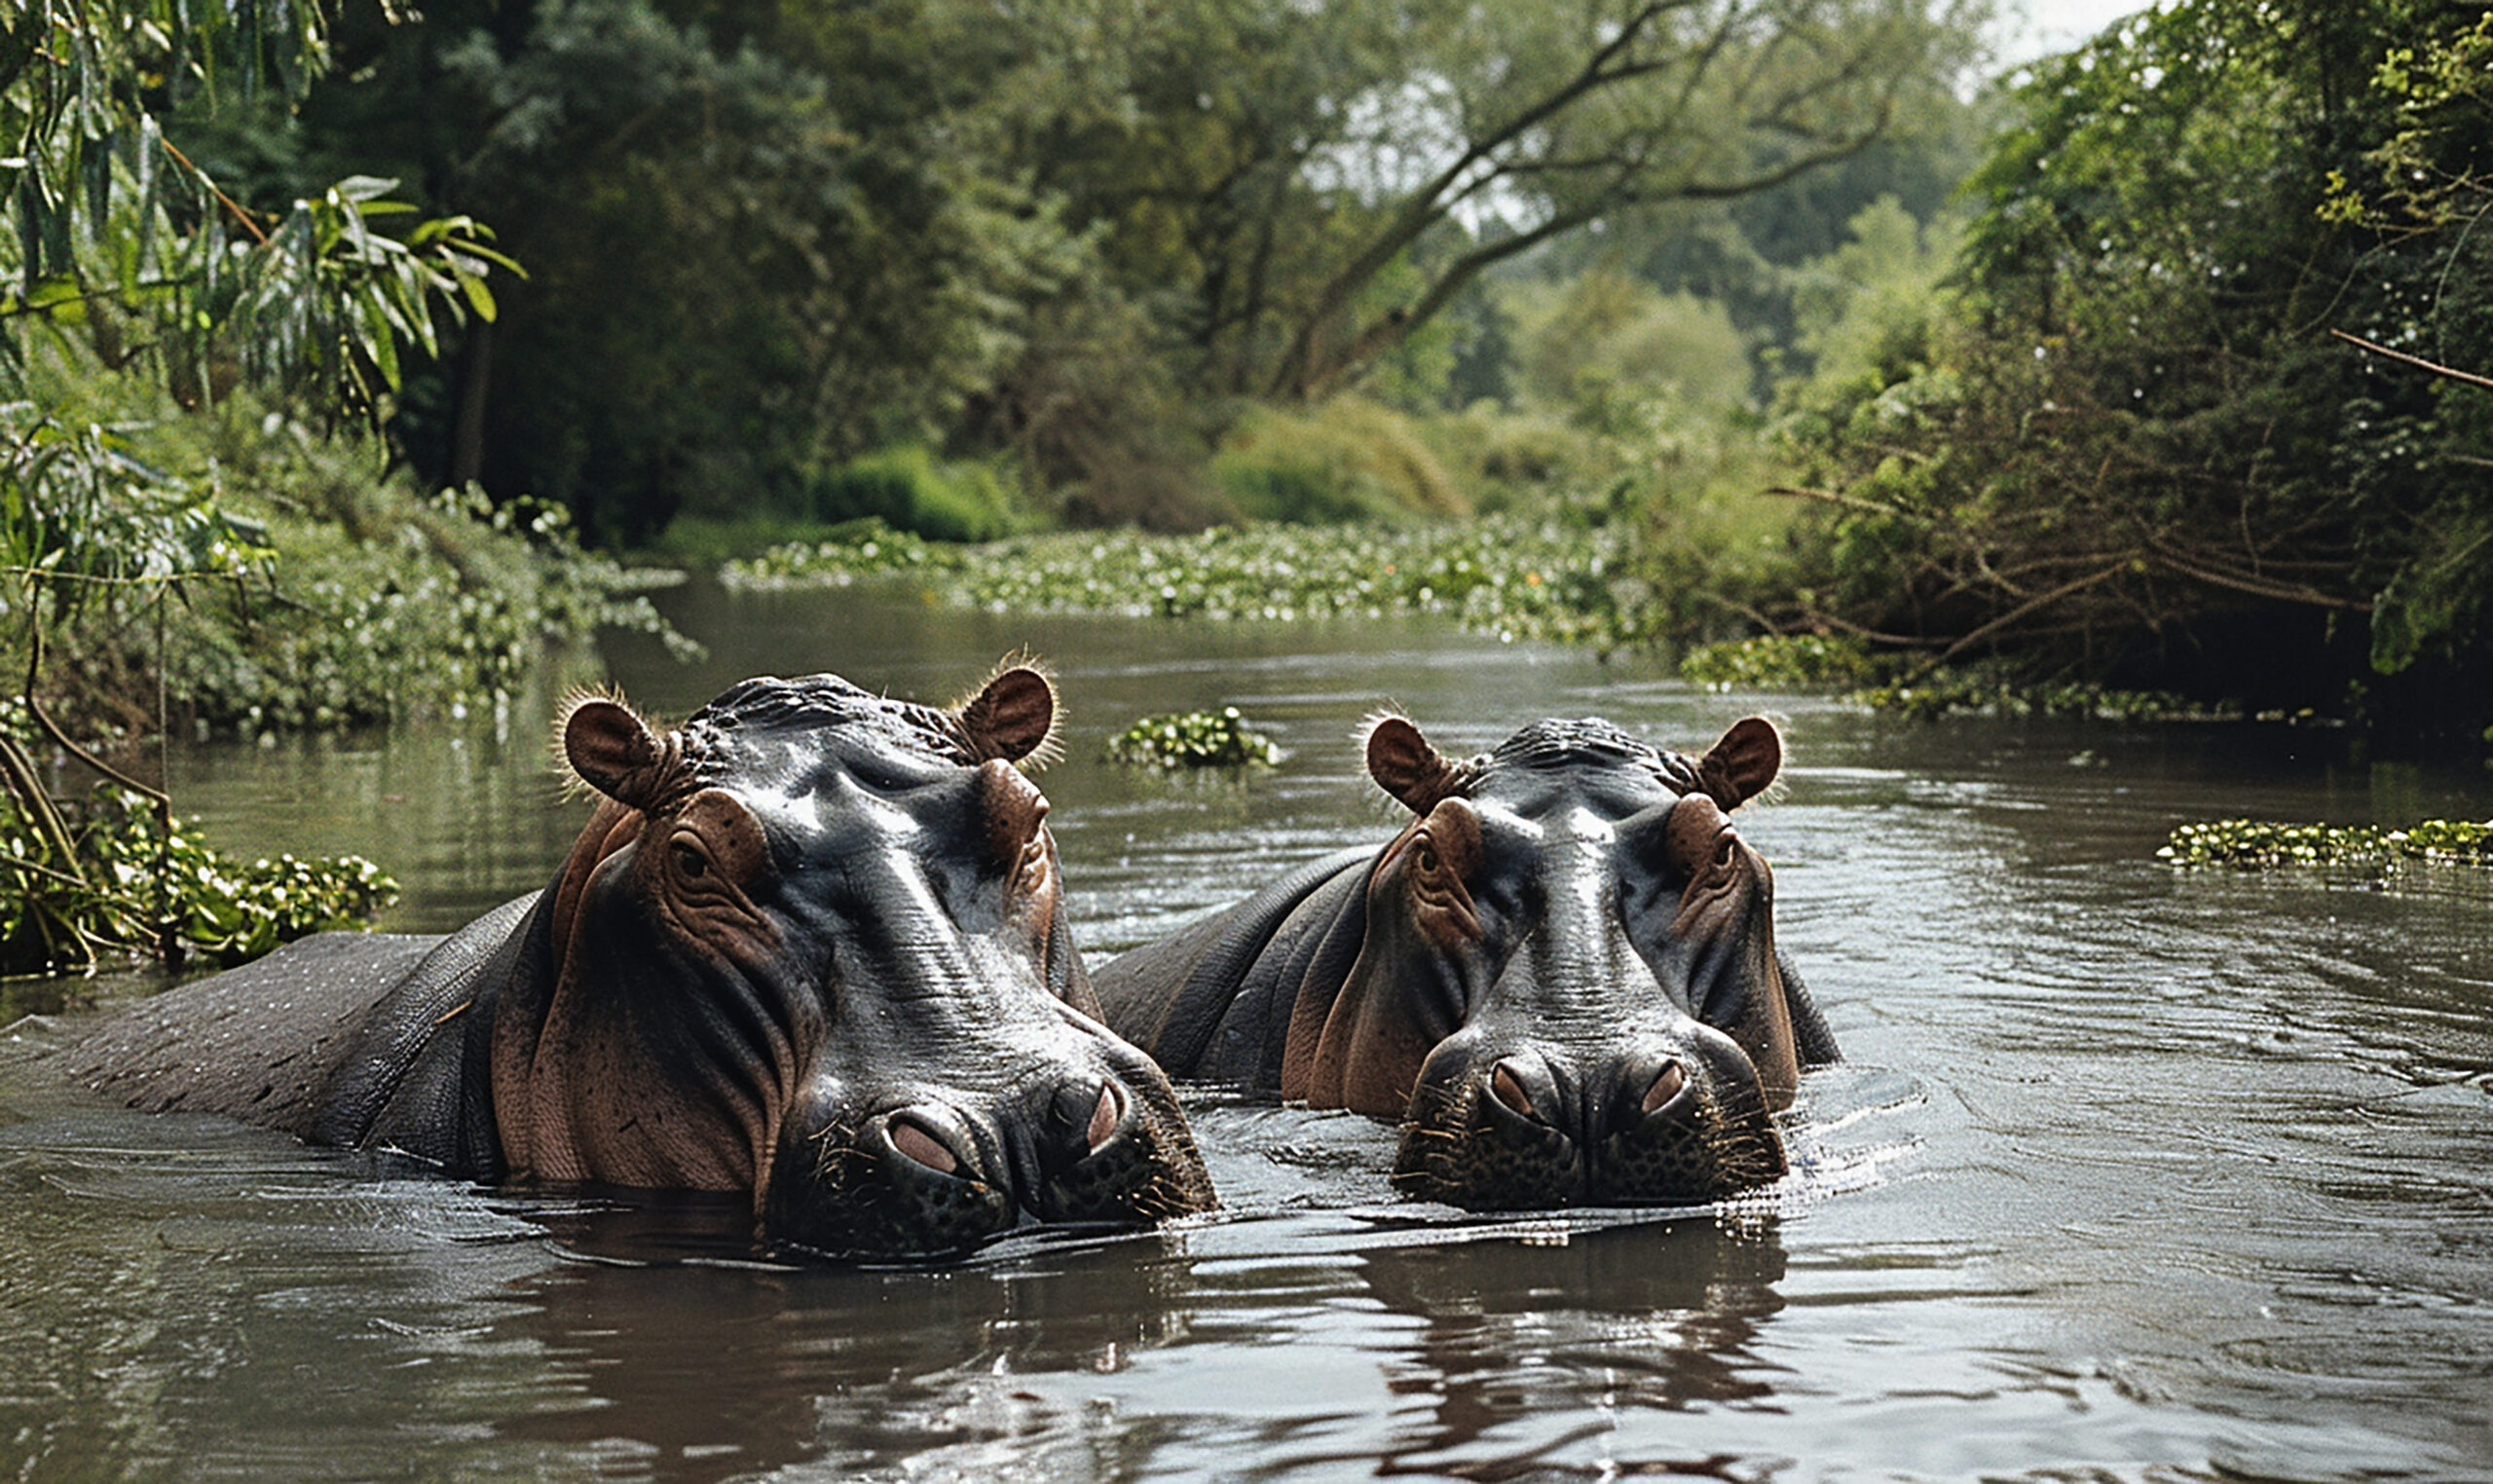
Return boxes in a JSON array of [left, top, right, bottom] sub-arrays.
[[724, 516, 1649, 649], [1682, 636, 2215, 723], [1, 786, 399, 975], [2160, 818, 2493, 871], [1105, 708, 1284, 770], [1680, 634, 1883, 690]]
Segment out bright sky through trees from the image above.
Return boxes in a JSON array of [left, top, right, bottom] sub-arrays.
[[1995, 0, 2150, 63]]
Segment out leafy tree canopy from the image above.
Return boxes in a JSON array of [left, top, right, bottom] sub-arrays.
[[1769, 0, 2493, 735]]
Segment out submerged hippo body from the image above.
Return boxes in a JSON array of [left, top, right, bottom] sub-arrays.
[[71, 665, 1214, 1258], [1093, 713, 1837, 1210]]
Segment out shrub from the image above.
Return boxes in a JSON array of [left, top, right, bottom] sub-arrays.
[[1212, 398, 1470, 525], [800, 446, 1022, 542]]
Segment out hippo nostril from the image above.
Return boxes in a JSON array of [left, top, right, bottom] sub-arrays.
[[889, 1113, 959, 1175], [1489, 1060, 1538, 1120], [1640, 1059, 1688, 1116], [1085, 1081, 1124, 1155]]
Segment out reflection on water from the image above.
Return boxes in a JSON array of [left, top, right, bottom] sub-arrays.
[[5, 579, 2492, 1479]]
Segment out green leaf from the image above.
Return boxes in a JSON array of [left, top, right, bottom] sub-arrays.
[[333, 175, 401, 204], [456, 271, 497, 321]]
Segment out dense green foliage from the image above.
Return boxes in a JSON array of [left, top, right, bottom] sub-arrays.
[[0, 0, 510, 417], [1680, 634, 1885, 690], [2161, 817, 2493, 871], [1761, 0, 2493, 738], [196, 0, 1984, 535], [798, 447, 1023, 544], [2, 782, 397, 977], [1105, 709, 1283, 771], [10, 348, 691, 737]]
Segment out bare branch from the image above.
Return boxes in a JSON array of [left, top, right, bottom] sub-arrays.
[[2330, 328, 2493, 391]]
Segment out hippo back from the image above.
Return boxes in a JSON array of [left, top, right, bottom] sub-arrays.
[[68, 893, 541, 1174], [1096, 847, 1370, 1092]]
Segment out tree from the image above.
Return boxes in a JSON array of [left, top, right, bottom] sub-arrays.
[[1767, 0, 2493, 735], [0, 0, 512, 968], [261, 0, 1084, 541], [1030, 0, 1984, 402]]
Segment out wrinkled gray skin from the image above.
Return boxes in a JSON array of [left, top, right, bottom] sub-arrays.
[[1094, 713, 1836, 1210], [71, 667, 1214, 1260]]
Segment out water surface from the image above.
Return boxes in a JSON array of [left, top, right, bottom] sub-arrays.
[[5, 580, 2489, 1480]]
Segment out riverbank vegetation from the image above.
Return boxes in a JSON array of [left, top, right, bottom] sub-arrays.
[[155, 0, 2472, 748], [0, 778, 398, 978], [0, 0, 627, 972], [19, 0, 2493, 752], [1762, 1, 2493, 744]]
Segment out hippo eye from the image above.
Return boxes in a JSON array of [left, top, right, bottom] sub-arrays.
[[1714, 835, 1737, 872], [672, 840, 709, 879], [1416, 842, 1441, 876]]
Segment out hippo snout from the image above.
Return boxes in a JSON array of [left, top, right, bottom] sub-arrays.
[[1393, 1022, 1788, 1211], [766, 1057, 1213, 1259]]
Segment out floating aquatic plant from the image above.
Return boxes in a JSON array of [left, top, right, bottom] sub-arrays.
[[1, 785, 399, 976], [1680, 634, 1883, 690], [724, 516, 1648, 649], [1105, 708, 1284, 770], [2160, 817, 2493, 871], [1682, 637, 2216, 723]]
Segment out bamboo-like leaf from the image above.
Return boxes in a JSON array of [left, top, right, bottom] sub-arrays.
[[456, 269, 496, 321]]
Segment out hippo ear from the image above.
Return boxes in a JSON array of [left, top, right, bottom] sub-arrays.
[[563, 696, 673, 809], [1364, 714, 1465, 814], [1696, 716, 1781, 810], [956, 663, 1060, 768]]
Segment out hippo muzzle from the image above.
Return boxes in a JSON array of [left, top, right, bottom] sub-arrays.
[[766, 1032, 1209, 1258], [1395, 1015, 1786, 1210]]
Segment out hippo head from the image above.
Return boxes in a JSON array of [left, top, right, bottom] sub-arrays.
[[497, 664, 1214, 1258], [1286, 713, 1813, 1210]]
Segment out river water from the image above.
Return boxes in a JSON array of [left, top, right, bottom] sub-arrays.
[[3, 580, 2489, 1481]]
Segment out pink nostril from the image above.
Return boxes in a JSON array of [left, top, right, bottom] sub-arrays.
[[889, 1114, 958, 1174], [1641, 1060, 1688, 1116], [1489, 1061, 1538, 1119], [1086, 1082, 1123, 1154]]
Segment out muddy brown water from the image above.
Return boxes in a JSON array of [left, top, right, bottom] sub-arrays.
[[3, 580, 2489, 1480]]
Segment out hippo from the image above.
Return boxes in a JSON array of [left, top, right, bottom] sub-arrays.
[[68, 664, 1215, 1259], [1092, 712, 1837, 1210]]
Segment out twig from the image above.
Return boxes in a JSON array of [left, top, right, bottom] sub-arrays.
[[22, 597, 168, 806], [155, 585, 178, 967], [1762, 483, 1908, 517], [2149, 547, 2372, 612], [2330, 328, 2493, 391], [0, 731, 82, 882], [1925, 561, 2137, 671], [159, 137, 270, 248]]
